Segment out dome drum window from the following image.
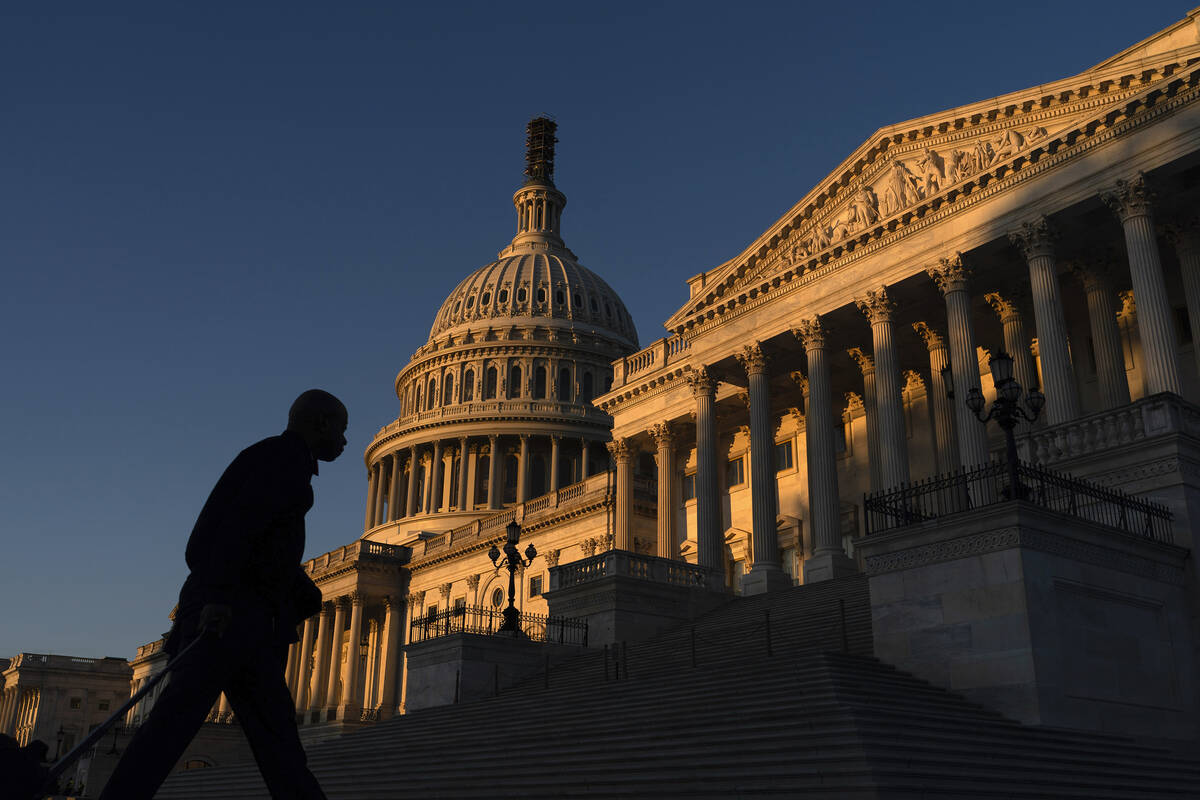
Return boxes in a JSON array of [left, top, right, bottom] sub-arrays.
[[498, 289, 509, 303], [555, 289, 565, 305], [466, 296, 475, 309], [482, 291, 491, 305], [517, 287, 528, 303], [537, 287, 547, 304]]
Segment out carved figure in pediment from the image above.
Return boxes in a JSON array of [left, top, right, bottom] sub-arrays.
[[916, 148, 946, 196], [812, 223, 832, 251], [848, 186, 879, 229], [990, 128, 1025, 164], [881, 159, 922, 216], [1026, 126, 1048, 144], [946, 149, 971, 184], [830, 211, 852, 241], [971, 138, 994, 173]]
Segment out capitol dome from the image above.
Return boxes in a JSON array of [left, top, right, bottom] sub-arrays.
[[361, 118, 640, 541]]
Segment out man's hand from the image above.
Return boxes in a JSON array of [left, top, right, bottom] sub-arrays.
[[199, 604, 233, 638]]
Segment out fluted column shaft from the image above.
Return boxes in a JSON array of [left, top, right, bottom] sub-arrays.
[[374, 460, 389, 526], [324, 598, 347, 710], [1105, 176, 1182, 395], [405, 446, 419, 517], [914, 323, 960, 474], [796, 322, 843, 559], [309, 603, 333, 715], [550, 436, 561, 492], [388, 452, 402, 521], [737, 344, 782, 570], [517, 435, 530, 502], [364, 466, 378, 531], [429, 440, 445, 513], [689, 368, 722, 570], [651, 425, 676, 560], [848, 351, 881, 492], [1080, 270, 1131, 409], [857, 290, 909, 488], [377, 596, 403, 719], [284, 640, 300, 701], [339, 593, 364, 718], [1173, 229, 1200, 380], [296, 615, 316, 711], [487, 435, 501, 509], [929, 257, 990, 467], [580, 438, 590, 480], [609, 439, 634, 551], [457, 437, 470, 509]]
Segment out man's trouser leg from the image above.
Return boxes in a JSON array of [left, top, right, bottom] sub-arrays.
[[98, 637, 226, 800], [225, 644, 327, 800]]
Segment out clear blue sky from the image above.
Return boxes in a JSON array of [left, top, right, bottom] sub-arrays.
[[1, 1, 1188, 658]]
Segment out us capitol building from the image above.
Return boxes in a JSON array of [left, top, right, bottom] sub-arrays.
[[9, 9, 1200, 793]]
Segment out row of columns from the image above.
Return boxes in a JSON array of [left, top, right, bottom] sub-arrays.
[[364, 435, 601, 530]]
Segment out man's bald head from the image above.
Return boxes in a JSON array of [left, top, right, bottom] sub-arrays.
[[288, 389, 348, 462]]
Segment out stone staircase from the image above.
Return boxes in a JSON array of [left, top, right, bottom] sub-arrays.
[[153, 575, 1200, 798]]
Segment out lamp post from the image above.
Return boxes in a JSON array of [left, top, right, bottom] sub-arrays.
[[54, 725, 65, 761], [488, 520, 536, 633], [944, 352, 1045, 497]]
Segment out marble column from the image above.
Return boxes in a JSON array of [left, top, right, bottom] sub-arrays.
[[458, 437, 470, 509], [649, 423, 677, 560], [580, 438, 590, 480], [984, 290, 1039, 399], [856, 287, 910, 489], [429, 440, 445, 513], [846, 348, 881, 492], [687, 367, 723, 571], [377, 595, 403, 719], [1169, 223, 1200, 381], [284, 641, 300, 702], [308, 602, 333, 718], [374, 460, 388, 526], [550, 436, 561, 492], [608, 438, 634, 551], [217, 692, 230, 720], [1070, 262, 1131, 409], [324, 597, 348, 712], [1010, 217, 1080, 423], [793, 318, 856, 582], [339, 591, 364, 720], [405, 445, 419, 517], [296, 615, 316, 711], [928, 254, 990, 468], [1103, 174, 1182, 395], [363, 465, 378, 531], [736, 342, 789, 594], [388, 452, 402, 521], [487, 435, 501, 509], [516, 435, 530, 503], [913, 322, 960, 474]]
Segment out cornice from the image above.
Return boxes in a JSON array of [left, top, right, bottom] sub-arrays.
[[597, 366, 691, 415], [668, 55, 1200, 334], [670, 64, 1200, 339]]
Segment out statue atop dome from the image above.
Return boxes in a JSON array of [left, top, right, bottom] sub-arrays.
[[524, 117, 557, 185]]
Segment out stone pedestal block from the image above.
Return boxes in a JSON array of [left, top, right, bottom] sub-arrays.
[[740, 568, 794, 596], [802, 551, 859, 584]]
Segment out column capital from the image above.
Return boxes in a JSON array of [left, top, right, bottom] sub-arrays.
[[854, 286, 896, 324], [335, 595, 350, 611], [844, 391, 864, 416], [606, 438, 634, 463], [685, 365, 716, 397], [438, 582, 452, 599], [648, 422, 676, 448], [792, 316, 828, 350], [1118, 289, 1137, 321], [788, 370, 809, 395], [926, 253, 970, 295], [846, 347, 875, 375], [349, 590, 364, 606], [404, 591, 425, 609], [911, 321, 946, 351], [1066, 258, 1117, 293], [983, 291, 1023, 323], [320, 600, 335, 617], [734, 342, 768, 376], [1102, 172, 1154, 223], [1162, 216, 1200, 253], [1008, 216, 1057, 260], [465, 573, 481, 590], [545, 548, 561, 567]]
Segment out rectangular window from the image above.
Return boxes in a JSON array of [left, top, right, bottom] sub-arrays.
[[774, 441, 794, 472], [727, 457, 746, 487], [69, 697, 81, 710], [453, 598, 466, 613], [682, 472, 696, 501], [98, 700, 110, 712], [426, 604, 438, 620], [529, 575, 544, 597]]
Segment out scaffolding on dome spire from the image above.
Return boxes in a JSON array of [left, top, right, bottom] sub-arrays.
[[524, 116, 558, 184]]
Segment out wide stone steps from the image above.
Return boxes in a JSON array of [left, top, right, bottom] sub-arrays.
[[154, 575, 1200, 798]]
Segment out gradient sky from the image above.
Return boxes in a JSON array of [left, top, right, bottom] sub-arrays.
[[1, 1, 1190, 658]]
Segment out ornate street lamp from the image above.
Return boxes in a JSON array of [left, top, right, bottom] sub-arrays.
[[54, 725, 65, 761], [959, 352, 1045, 497], [488, 520, 536, 633]]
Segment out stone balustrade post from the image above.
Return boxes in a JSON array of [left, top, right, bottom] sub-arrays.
[[855, 287, 910, 489], [1103, 174, 1182, 395]]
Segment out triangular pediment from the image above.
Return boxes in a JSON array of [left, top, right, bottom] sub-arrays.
[[666, 10, 1200, 333]]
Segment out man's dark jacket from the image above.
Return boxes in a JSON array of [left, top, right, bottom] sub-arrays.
[[169, 430, 323, 653]]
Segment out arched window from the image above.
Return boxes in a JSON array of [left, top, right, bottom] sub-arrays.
[[582, 372, 594, 403], [534, 366, 547, 399], [427, 378, 437, 410], [443, 374, 454, 406], [509, 365, 522, 399], [504, 454, 519, 503], [414, 383, 422, 412], [463, 369, 475, 402], [537, 287, 546, 304], [517, 287, 527, 303], [485, 366, 498, 399], [475, 455, 490, 505], [558, 366, 573, 402], [498, 289, 509, 303], [555, 289, 564, 306]]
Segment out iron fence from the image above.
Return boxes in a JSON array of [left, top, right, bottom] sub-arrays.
[[864, 460, 1173, 544], [408, 605, 588, 646]]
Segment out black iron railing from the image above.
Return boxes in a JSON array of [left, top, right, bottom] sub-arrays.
[[864, 460, 1173, 544], [408, 605, 588, 646]]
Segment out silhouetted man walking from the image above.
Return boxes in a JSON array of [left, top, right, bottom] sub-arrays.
[[100, 390, 348, 800]]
